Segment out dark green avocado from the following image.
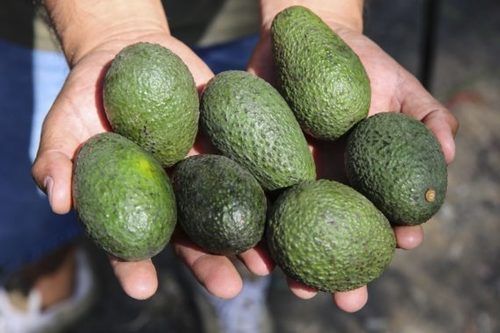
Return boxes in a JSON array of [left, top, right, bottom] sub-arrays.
[[103, 42, 199, 167], [172, 154, 267, 255], [272, 6, 371, 140], [345, 112, 448, 225], [267, 179, 396, 292], [72, 132, 177, 261], [200, 70, 316, 191]]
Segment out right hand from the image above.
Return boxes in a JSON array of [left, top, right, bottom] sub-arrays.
[[32, 32, 273, 300], [249, 4, 458, 313]]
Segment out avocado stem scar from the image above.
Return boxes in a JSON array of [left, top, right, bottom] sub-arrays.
[[425, 188, 436, 202]]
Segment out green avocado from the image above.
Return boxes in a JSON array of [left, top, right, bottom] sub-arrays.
[[267, 180, 395, 292], [271, 6, 371, 140], [72, 132, 177, 261], [172, 154, 267, 255], [200, 70, 316, 191], [103, 42, 199, 167], [345, 112, 448, 225]]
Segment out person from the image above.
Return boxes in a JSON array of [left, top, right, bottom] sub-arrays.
[[1, 0, 458, 331]]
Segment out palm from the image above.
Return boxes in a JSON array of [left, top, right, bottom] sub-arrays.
[[333, 25, 403, 114], [42, 53, 113, 157], [37, 34, 215, 166]]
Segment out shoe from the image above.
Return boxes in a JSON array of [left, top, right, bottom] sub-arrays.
[[179, 255, 275, 333], [0, 248, 97, 333], [194, 267, 273, 333]]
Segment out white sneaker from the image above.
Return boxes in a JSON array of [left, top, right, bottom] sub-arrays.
[[0, 248, 96, 333], [204, 275, 273, 333]]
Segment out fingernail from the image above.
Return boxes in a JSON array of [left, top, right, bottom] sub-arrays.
[[44, 176, 54, 208]]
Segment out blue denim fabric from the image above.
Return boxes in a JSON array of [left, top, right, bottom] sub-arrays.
[[0, 35, 259, 278], [193, 35, 259, 74]]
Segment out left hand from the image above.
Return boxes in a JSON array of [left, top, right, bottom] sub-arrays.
[[247, 16, 458, 313]]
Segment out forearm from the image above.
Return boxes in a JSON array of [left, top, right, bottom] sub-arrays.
[[44, 0, 169, 66], [259, 0, 364, 33]]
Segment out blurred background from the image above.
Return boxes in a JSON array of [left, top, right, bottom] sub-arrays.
[[1, 0, 499, 332]]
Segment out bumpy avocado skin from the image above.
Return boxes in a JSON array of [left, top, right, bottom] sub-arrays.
[[172, 154, 267, 255], [72, 132, 177, 261], [267, 180, 395, 292], [200, 70, 316, 191], [272, 6, 371, 140], [103, 42, 199, 167], [345, 112, 448, 225]]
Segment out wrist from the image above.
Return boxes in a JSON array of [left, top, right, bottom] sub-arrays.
[[44, 0, 169, 66], [260, 0, 364, 34]]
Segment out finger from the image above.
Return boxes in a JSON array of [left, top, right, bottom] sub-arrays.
[[32, 150, 74, 214], [31, 91, 99, 214], [421, 109, 459, 164], [246, 35, 276, 85], [189, 130, 218, 156], [238, 242, 275, 276], [333, 286, 368, 313], [394, 225, 424, 250], [109, 257, 158, 300], [287, 277, 318, 299], [399, 76, 459, 164], [173, 233, 242, 299]]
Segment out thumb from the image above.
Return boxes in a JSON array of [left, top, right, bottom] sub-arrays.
[[421, 109, 458, 164], [399, 76, 459, 164], [32, 149, 74, 215], [31, 106, 85, 215]]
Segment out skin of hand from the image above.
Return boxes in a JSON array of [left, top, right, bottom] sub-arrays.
[[32, 0, 275, 302], [246, 5, 459, 313]]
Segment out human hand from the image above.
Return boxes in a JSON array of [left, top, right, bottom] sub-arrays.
[[33, 0, 279, 301], [30, 29, 216, 298], [31, 31, 277, 304], [247, 6, 458, 312]]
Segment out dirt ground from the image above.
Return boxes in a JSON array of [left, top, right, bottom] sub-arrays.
[[72, 0, 500, 332]]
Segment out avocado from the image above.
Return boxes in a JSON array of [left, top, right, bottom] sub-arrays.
[[200, 70, 316, 191], [72, 132, 177, 261], [267, 179, 395, 292], [345, 112, 448, 225], [172, 154, 267, 255], [271, 6, 371, 140], [103, 42, 199, 167]]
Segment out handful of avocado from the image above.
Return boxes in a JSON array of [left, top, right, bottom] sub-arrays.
[[71, 5, 448, 298]]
